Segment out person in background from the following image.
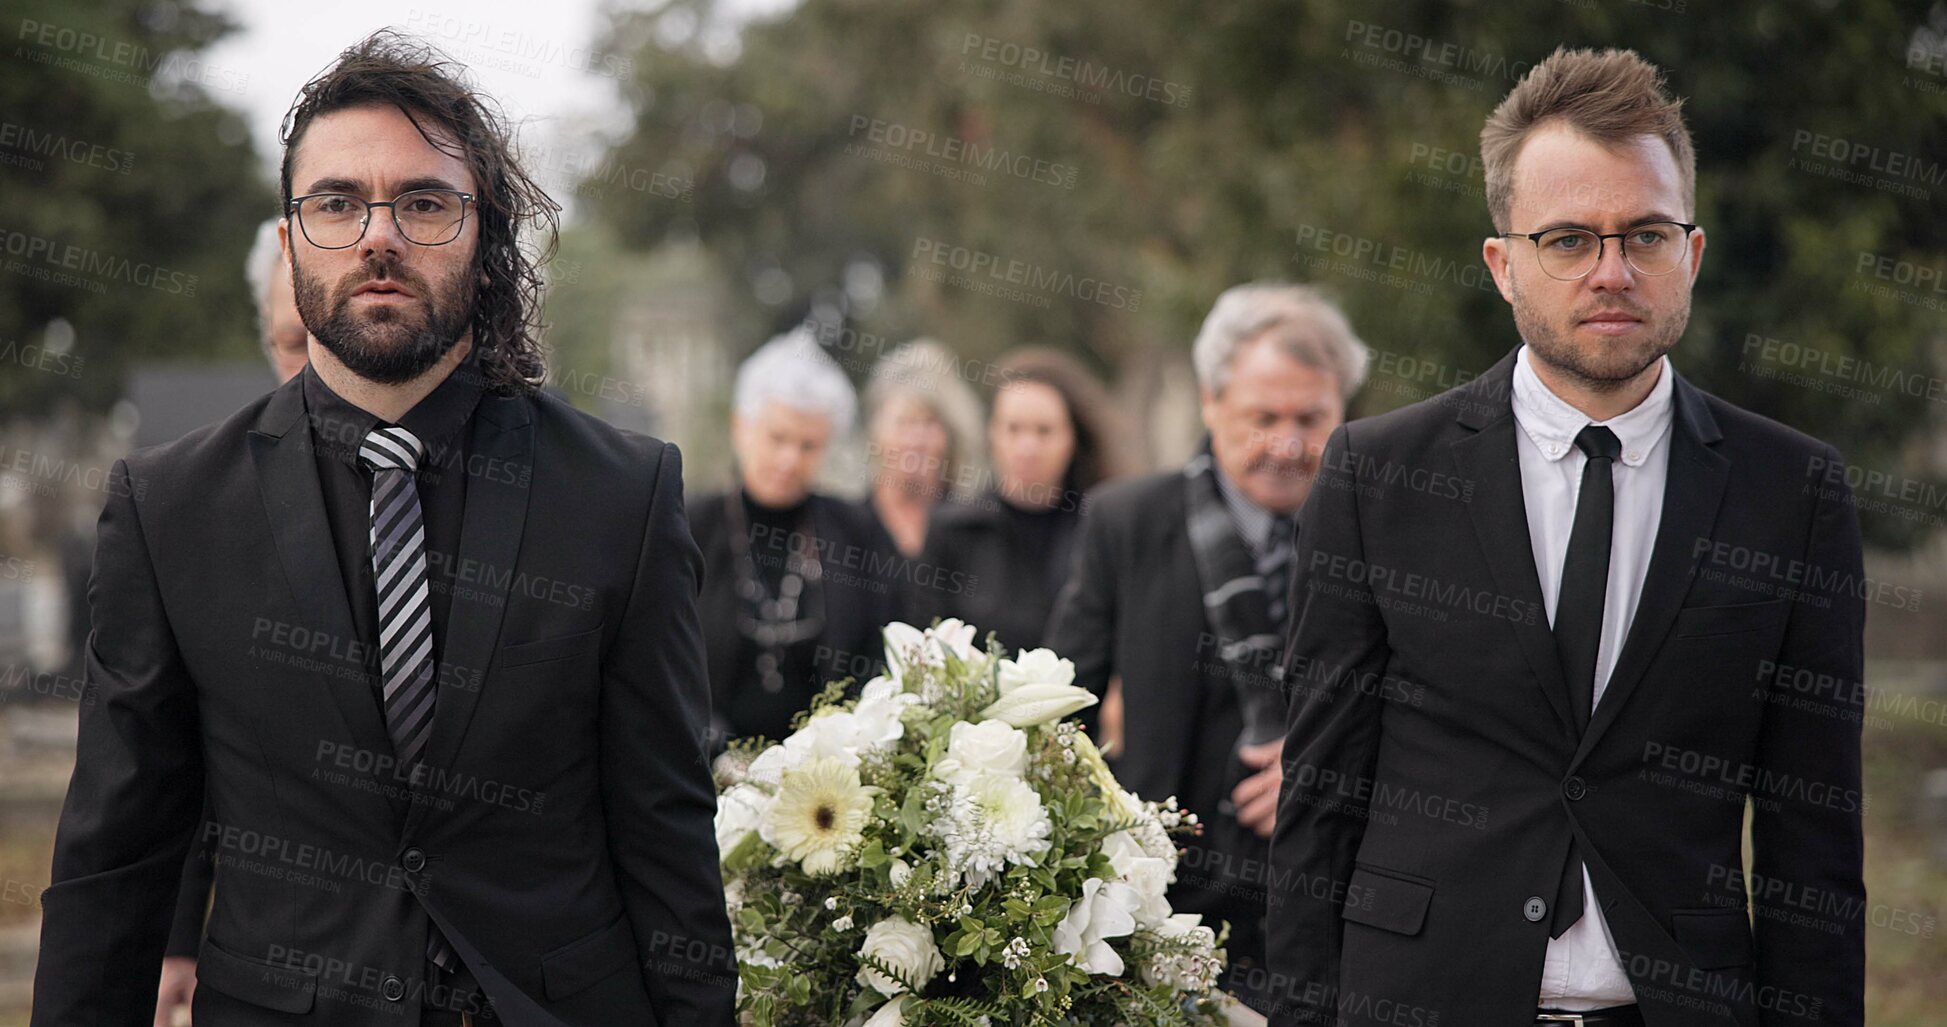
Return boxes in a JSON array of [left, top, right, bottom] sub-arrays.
[[692, 327, 899, 749], [153, 215, 319, 1026], [1048, 283, 1367, 1014], [859, 338, 984, 557], [914, 347, 1124, 654], [247, 216, 311, 383]]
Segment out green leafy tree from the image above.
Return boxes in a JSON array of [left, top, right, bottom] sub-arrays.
[[1, 0, 274, 414]]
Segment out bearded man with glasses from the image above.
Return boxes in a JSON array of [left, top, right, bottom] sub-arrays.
[[34, 31, 735, 1027]]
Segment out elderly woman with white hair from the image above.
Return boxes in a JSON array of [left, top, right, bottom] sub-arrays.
[[689, 327, 900, 749]]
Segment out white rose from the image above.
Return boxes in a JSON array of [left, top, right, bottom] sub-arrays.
[[979, 681, 1098, 728], [997, 648, 1075, 696], [934, 719, 1029, 785], [714, 783, 771, 858], [856, 916, 946, 996], [1052, 876, 1140, 976]]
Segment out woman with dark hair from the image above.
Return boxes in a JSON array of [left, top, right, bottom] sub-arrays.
[[910, 347, 1126, 653]]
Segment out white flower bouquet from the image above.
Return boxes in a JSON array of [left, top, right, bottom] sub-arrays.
[[715, 620, 1230, 1026]]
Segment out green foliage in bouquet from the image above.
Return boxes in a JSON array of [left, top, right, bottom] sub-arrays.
[[714, 620, 1231, 1027]]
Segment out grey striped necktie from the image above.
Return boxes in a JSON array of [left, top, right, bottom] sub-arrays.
[[358, 426, 438, 766], [357, 425, 457, 971]]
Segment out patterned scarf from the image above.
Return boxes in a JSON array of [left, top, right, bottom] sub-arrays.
[[1184, 444, 1296, 747]]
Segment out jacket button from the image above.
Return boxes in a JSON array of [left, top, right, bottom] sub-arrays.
[[1524, 896, 1548, 922], [402, 847, 426, 872], [380, 974, 406, 1002], [1563, 777, 1587, 801]]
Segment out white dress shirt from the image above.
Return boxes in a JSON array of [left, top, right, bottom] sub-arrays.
[[1511, 344, 1675, 1009]]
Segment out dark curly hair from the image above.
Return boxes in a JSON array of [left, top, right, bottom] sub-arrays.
[[279, 30, 558, 394]]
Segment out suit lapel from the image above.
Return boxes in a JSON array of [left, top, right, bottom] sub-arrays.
[[1448, 398, 1579, 738], [407, 391, 534, 831], [248, 377, 396, 764], [1574, 376, 1728, 764]]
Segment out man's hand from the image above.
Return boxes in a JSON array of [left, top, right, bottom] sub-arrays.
[[154, 956, 196, 1026], [1100, 676, 1125, 757], [1231, 739, 1283, 839]]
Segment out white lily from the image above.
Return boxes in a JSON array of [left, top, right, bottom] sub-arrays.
[[1052, 876, 1140, 976], [979, 681, 1099, 728]]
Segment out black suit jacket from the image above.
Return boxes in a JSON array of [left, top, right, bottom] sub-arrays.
[[1268, 350, 1866, 1027], [34, 372, 735, 1026], [1045, 473, 1269, 959], [1048, 473, 1221, 804]]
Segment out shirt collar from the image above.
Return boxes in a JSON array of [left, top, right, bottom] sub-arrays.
[[301, 345, 487, 467], [1211, 459, 1286, 554], [1511, 344, 1674, 468]]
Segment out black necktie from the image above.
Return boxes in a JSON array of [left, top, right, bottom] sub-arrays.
[[1549, 423, 1620, 938], [1554, 424, 1620, 733], [1262, 514, 1297, 627]]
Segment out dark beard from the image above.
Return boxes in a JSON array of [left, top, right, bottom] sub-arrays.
[[1511, 278, 1686, 393], [293, 253, 475, 385]]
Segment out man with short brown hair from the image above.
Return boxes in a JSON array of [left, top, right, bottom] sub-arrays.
[[1269, 47, 1864, 1027]]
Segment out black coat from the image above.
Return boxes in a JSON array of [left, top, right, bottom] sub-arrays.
[[34, 374, 735, 1026], [1045, 471, 1272, 967], [910, 493, 1079, 654], [1268, 349, 1866, 1027], [690, 490, 898, 745]]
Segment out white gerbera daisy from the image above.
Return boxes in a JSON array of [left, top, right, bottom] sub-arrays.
[[762, 756, 876, 875]]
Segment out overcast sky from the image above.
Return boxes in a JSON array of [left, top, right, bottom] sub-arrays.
[[201, 0, 793, 197]]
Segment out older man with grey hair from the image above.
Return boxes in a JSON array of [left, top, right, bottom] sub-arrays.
[[246, 216, 311, 382], [1048, 281, 1367, 1014], [689, 326, 900, 750]]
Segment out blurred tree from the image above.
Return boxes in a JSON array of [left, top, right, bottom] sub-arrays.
[[589, 0, 1945, 545], [0, 0, 273, 415]]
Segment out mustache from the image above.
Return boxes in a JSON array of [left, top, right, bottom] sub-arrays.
[[337, 256, 427, 300], [1246, 450, 1320, 473], [1573, 298, 1652, 321]]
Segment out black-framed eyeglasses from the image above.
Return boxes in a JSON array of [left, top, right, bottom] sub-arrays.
[[1500, 221, 1698, 281], [286, 188, 476, 250]]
